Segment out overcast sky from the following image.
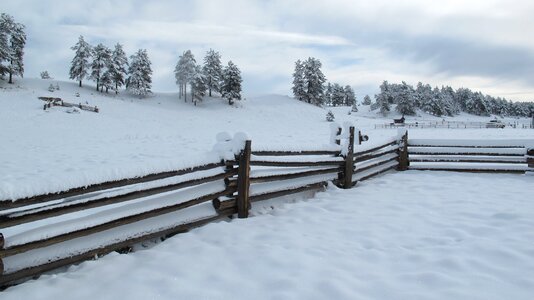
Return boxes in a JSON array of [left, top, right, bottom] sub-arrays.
[[4, 0, 534, 101]]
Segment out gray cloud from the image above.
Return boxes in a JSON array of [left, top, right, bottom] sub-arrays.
[[3, 0, 534, 101]]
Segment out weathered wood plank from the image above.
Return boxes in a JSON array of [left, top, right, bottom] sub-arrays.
[[0, 162, 225, 210], [353, 140, 397, 157], [0, 171, 234, 228], [251, 150, 341, 156], [249, 182, 327, 203], [236, 140, 251, 218], [354, 148, 398, 163], [343, 127, 355, 189], [250, 167, 342, 184], [0, 214, 228, 287], [0, 189, 232, 258]]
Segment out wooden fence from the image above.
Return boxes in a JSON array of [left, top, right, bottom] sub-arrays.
[[1, 129, 531, 288], [408, 138, 533, 173]]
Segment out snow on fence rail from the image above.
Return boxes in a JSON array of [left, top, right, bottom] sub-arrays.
[[408, 138, 533, 173], [0, 129, 531, 288]]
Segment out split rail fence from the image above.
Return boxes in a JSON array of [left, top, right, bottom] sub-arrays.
[[0, 128, 532, 288]]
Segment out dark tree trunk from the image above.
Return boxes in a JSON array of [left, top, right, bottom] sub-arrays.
[[96, 78, 99, 91], [8, 72, 13, 84], [79, 80, 82, 87]]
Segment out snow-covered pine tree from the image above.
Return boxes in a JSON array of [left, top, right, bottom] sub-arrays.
[[100, 70, 114, 93], [375, 81, 392, 116], [326, 110, 335, 122], [331, 83, 345, 107], [40, 71, 51, 79], [108, 43, 128, 94], [191, 64, 207, 106], [362, 95, 372, 105], [324, 82, 333, 106], [202, 49, 223, 97], [0, 14, 12, 78], [126, 49, 152, 97], [351, 103, 358, 112], [0, 14, 26, 83], [221, 61, 242, 105], [344, 85, 356, 106], [395, 81, 416, 116], [174, 50, 196, 102], [302, 57, 326, 106], [91, 43, 112, 91], [69, 36, 92, 87], [292, 59, 306, 101]]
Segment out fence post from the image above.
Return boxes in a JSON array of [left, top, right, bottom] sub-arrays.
[[397, 131, 409, 171], [0, 232, 3, 274], [236, 140, 252, 218], [343, 127, 355, 189], [528, 148, 534, 171]]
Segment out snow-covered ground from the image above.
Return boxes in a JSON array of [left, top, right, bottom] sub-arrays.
[[2, 171, 534, 299], [1, 78, 532, 200], [1, 79, 533, 298]]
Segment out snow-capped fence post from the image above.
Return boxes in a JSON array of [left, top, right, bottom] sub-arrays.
[[342, 127, 355, 189], [397, 130, 409, 171], [236, 140, 252, 218]]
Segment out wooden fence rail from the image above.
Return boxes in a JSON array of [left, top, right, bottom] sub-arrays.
[[1, 129, 531, 288]]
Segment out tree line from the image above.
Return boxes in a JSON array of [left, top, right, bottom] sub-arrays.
[[292, 57, 356, 109], [69, 37, 242, 104], [290, 57, 533, 118], [373, 81, 534, 118], [0, 13, 26, 84], [174, 49, 242, 106]]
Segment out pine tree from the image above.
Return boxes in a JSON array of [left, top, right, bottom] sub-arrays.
[[302, 57, 326, 105], [395, 81, 416, 116], [69, 36, 92, 87], [344, 85, 356, 106], [0, 14, 26, 83], [324, 82, 333, 106], [331, 83, 345, 106], [292, 60, 306, 101], [0, 14, 12, 78], [91, 43, 112, 91], [108, 43, 128, 94], [362, 95, 372, 105], [126, 49, 152, 97], [191, 64, 207, 106], [221, 61, 242, 105], [202, 49, 223, 97], [175, 50, 196, 102], [375, 81, 392, 116], [326, 110, 335, 122]]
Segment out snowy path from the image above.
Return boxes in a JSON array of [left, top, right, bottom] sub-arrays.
[[3, 171, 534, 299]]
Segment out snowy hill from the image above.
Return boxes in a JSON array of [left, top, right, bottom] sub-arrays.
[[0, 78, 533, 200]]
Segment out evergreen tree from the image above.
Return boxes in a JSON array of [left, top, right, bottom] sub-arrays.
[[126, 49, 152, 97], [174, 50, 196, 102], [202, 49, 223, 97], [351, 103, 358, 112], [108, 43, 128, 94], [221, 61, 242, 105], [191, 64, 207, 106], [331, 83, 345, 106], [375, 81, 392, 116], [302, 57, 326, 105], [291, 59, 306, 101], [344, 85, 356, 106], [0, 14, 26, 84], [362, 95, 372, 105], [395, 81, 416, 116], [69, 35, 92, 87], [326, 110, 335, 122], [91, 43, 112, 91]]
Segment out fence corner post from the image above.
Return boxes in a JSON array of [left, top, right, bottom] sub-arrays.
[[527, 148, 534, 171], [397, 131, 409, 171], [343, 127, 355, 189], [236, 140, 252, 218]]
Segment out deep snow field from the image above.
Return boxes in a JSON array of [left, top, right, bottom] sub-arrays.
[[1, 78, 534, 299]]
